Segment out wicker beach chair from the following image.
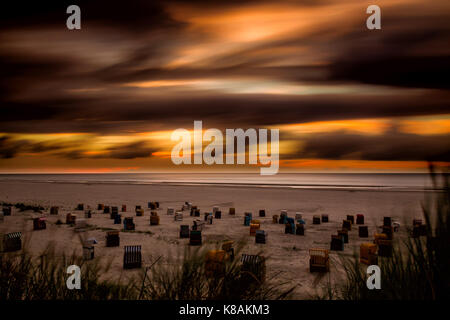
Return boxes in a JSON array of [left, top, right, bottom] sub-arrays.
[[124, 217, 135, 231], [244, 213, 252, 226], [255, 230, 267, 244], [330, 235, 344, 251], [121, 205, 127, 212], [296, 224, 305, 235], [123, 245, 142, 269], [136, 208, 144, 216], [241, 254, 266, 283], [342, 219, 352, 231], [50, 206, 59, 215], [356, 214, 364, 225], [346, 215, 354, 224], [250, 221, 260, 236], [106, 230, 120, 247], [114, 214, 122, 224], [174, 212, 183, 221], [66, 213, 76, 225], [150, 212, 160, 225], [360, 243, 378, 265], [229, 207, 236, 215], [167, 207, 175, 215], [309, 249, 330, 272], [103, 206, 110, 214], [259, 209, 266, 217], [359, 225, 369, 238], [205, 250, 227, 277], [321, 214, 329, 223], [76, 204, 84, 211], [214, 210, 222, 219], [272, 215, 278, 223], [285, 218, 295, 234], [1, 232, 22, 252], [313, 215, 321, 225], [33, 217, 46, 230], [279, 210, 288, 224], [97, 204, 104, 210]]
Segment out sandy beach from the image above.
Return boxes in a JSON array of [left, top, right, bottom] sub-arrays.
[[0, 180, 426, 299]]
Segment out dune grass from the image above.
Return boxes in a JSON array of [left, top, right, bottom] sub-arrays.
[[320, 164, 449, 300]]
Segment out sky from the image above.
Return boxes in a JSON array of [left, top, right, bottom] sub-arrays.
[[0, 0, 449, 173]]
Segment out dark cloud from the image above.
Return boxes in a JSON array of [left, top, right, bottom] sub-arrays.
[[93, 141, 157, 159], [292, 128, 450, 162], [0, 1, 182, 32]]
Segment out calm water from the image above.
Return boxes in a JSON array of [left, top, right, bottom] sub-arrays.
[[0, 173, 437, 191]]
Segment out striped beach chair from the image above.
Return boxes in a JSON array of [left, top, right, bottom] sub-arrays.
[[123, 245, 142, 269]]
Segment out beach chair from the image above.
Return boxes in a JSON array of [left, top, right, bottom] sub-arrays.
[[135, 205, 142, 212], [360, 243, 378, 265], [66, 213, 76, 225], [124, 217, 135, 231], [215, 210, 222, 219], [193, 219, 205, 231], [167, 207, 174, 215], [338, 229, 349, 243], [255, 230, 267, 244], [1, 232, 22, 252], [244, 213, 252, 226], [213, 206, 219, 214], [342, 219, 352, 231], [205, 250, 227, 277], [106, 230, 120, 247], [330, 235, 344, 251], [383, 216, 392, 227], [76, 204, 84, 211], [83, 243, 94, 260], [346, 215, 354, 224], [356, 214, 364, 225], [189, 230, 202, 246], [296, 224, 305, 236], [241, 254, 266, 283], [33, 217, 46, 230], [114, 214, 122, 224], [179, 225, 190, 238], [313, 215, 321, 225], [3, 206, 12, 216], [378, 240, 393, 257], [259, 209, 266, 217], [50, 206, 59, 215], [250, 222, 260, 236], [97, 204, 104, 210], [222, 240, 235, 260], [174, 212, 183, 221], [382, 225, 394, 240], [85, 210, 92, 218], [374, 233, 388, 245], [193, 208, 200, 217], [309, 249, 330, 272], [103, 206, 110, 214], [122, 205, 127, 212], [136, 208, 144, 216], [321, 214, 329, 223], [183, 202, 191, 211], [359, 226, 369, 238], [285, 218, 295, 234], [229, 207, 236, 215], [207, 215, 213, 225], [295, 213, 302, 221], [123, 245, 142, 269], [150, 213, 160, 225], [279, 210, 288, 224], [112, 206, 119, 215], [272, 215, 278, 224]]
